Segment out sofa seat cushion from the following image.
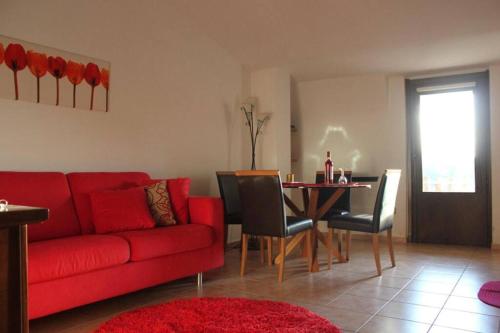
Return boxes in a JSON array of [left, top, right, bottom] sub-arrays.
[[116, 224, 215, 262], [28, 235, 130, 284]]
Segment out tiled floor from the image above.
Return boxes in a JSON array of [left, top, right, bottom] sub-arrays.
[[30, 239, 500, 332]]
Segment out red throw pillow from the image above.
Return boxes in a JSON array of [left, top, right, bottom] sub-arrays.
[[90, 187, 156, 234], [167, 178, 191, 224]]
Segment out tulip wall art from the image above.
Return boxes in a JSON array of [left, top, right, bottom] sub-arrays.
[[0, 35, 110, 112]]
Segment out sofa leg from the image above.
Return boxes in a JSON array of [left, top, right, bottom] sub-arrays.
[[197, 272, 203, 288]]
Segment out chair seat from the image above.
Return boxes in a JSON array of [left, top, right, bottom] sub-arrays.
[[286, 216, 313, 236], [328, 213, 375, 233], [332, 209, 350, 216]]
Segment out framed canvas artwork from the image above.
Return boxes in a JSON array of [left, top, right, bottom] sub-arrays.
[[0, 35, 110, 112]]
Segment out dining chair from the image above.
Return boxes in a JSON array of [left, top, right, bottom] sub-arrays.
[[216, 171, 269, 261], [326, 169, 401, 276], [235, 170, 313, 282], [315, 170, 353, 219]]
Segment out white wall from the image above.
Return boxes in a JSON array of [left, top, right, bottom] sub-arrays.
[[0, 0, 243, 196], [249, 68, 291, 174], [293, 75, 407, 238]]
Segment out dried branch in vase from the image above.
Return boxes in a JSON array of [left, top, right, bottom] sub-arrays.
[[241, 102, 270, 170]]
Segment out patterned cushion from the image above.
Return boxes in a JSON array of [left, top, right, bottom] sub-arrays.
[[145, 181, 177, 226]]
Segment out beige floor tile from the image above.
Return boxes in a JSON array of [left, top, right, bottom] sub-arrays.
[[358, 315, 430, 333], [445, 296, 500, 317], [405, 279, 455, 295], [435, 309, 500, 333], [393, 290, 448, 308], [452, 282, 483, 298], [361, 275, 412, 289], [428, 326, 475, 333], [422, 265, 465, 275], [414, 270, 461, 284], [345, 284, 400, 301], [378, 301, 441, 324], [297, 303, 372, 331], [328, 294, 388, 314]]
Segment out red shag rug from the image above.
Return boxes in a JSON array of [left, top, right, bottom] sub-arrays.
[[94, 297, 341, 333], [478, 281, 500, 308]]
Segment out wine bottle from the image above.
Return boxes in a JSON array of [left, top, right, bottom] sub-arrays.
[[325, 151, 334, 184]]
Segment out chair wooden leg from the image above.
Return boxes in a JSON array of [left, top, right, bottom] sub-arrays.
[[278, 237, 286, 282], [240, 233, 248, 277], [267, 237, 273, 266], [337, 230, 343, 258], [305, 230, 312, 270], [259, 237, 265, 264], [345, 231, 351, 261], [224, 224, 229, 250], [387, 229, 396, 267], [327, 228, 334, 270], [239, 231, 243, 253], [371, 234, 382, 276]]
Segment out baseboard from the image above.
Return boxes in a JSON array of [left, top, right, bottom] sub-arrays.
[[490, 244, 500, 250]]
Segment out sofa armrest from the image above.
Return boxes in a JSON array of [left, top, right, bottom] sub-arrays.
[[188, 197, 224, 244]]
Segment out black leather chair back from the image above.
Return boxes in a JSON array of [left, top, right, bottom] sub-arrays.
[[315, 171, 352, 219], [235, 170, 286, 237], [372, 169, 401, 232], [216, 171, 242, 224]]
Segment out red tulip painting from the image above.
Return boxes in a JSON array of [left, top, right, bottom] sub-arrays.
[[0, 43, 4, 65], [48, 56, 66, 105], [101, 68, 109, 112], [84, 62, 101, 110], [0, 35, 110, 111], [5, 43, 27, 100], [26, 51, 48, 103], [66, 61, 85, 108]]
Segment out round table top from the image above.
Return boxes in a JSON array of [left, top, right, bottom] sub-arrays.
[[282, 182, 371, 189]]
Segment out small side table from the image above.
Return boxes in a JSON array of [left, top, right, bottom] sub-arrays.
[[0, 205, 48, 333]]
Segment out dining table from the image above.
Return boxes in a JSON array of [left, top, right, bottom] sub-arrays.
[[281, 181, 371, 272]]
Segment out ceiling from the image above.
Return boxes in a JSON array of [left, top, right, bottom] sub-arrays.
[[167, 0, 500, 80]]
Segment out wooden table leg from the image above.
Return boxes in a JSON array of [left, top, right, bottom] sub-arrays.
[[284, 187, 347, 272], [307, 189, 320, 272]]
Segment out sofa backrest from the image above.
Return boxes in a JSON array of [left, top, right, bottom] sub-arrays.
[[67, 172, 151, 234], [0, 172, 81, 242]]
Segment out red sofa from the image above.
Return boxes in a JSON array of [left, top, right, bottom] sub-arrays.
[[0, 171, 224, 319]]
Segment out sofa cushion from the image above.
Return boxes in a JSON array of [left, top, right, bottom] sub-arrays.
[[0, 172, 80, 242], [145, 181, 177, 226], [116, 224, 214, 262], [28, 235, 130, 284], [67, 172, 151, 234], [90, 187, 156, 233]]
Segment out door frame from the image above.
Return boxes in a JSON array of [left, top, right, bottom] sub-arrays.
[[406, 71, 492, 245]]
